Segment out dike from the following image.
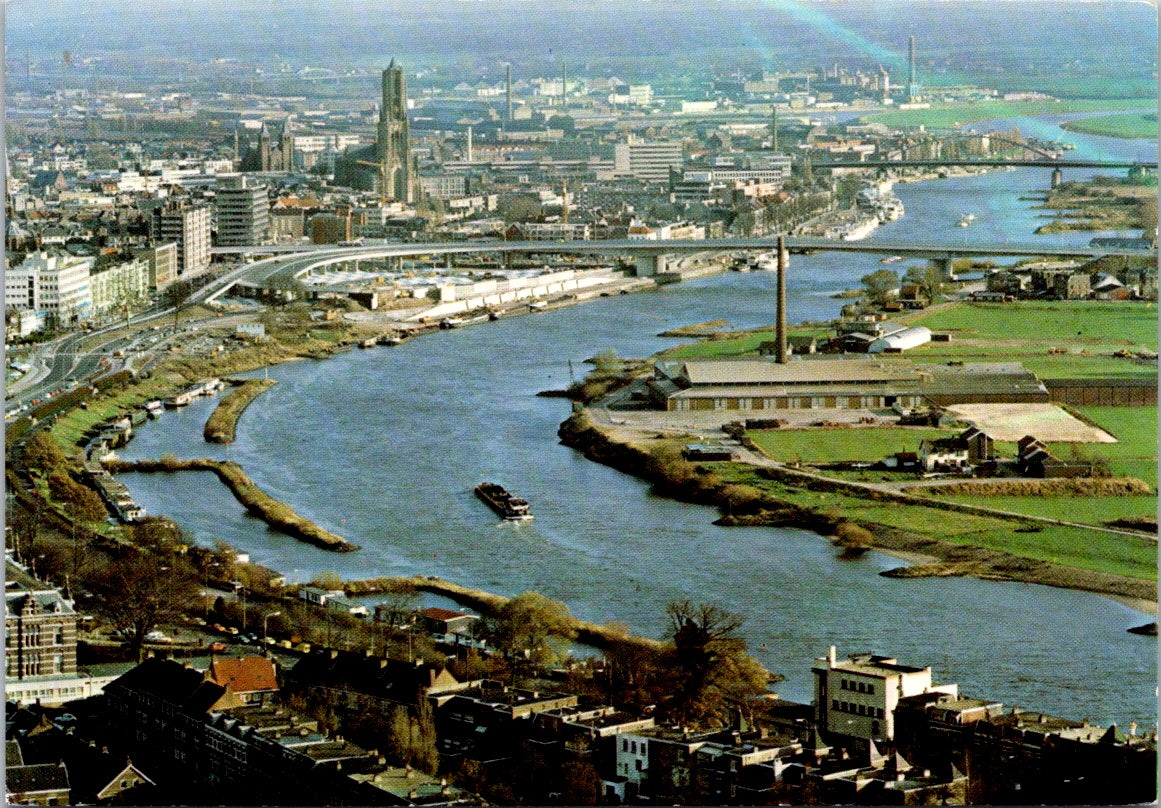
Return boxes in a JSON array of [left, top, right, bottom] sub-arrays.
[[204, 379, 278, 443], [105, 457, 358, 552]]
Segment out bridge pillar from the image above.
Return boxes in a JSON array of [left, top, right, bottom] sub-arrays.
[[633, 254, 671, 277], [502, 252, 512, 269], [1051, 167, 1063, 189], [940, 255, 956, 280], [775, 235, 788, 364]]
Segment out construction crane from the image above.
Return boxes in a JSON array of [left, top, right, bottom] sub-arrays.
[[354, 159, 389, 209]]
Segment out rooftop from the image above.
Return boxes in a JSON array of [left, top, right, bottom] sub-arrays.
[[680, 358, 920, 387]]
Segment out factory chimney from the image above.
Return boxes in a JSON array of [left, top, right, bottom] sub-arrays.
[[771, 106, 778, 152], [561, 62, 567, 106], [466, 126, 473, 162], [908, 35, 917, 88], [506, 63, 513, 122], [775, 235, 788, 363]]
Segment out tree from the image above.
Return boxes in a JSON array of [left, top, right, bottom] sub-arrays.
[[861, 269, 899, 306], [92, 554, 199, 660], [22, 432, 66, 475], [904, 264, 945, 301], [130, 516, 187, 552], [47, 472, 108, 523], [486, 591, 576, 668], [662, 600, 769, 727]]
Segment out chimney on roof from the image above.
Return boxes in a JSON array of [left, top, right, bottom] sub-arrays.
[[828, 645, 837, 667], [774, 235, 788, 363]]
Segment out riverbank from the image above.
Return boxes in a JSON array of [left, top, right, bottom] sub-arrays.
[[203, 379, 278, 443], [341, 575, 677, 657], [104, 457, 359, 552], [1060, 112, 1159, 140], [556, 409, 1157, 606]]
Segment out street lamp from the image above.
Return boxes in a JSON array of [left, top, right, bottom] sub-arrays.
[[262, 611, 281, 657]]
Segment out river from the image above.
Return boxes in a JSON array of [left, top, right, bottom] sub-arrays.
[[117, 115, 1156, 727]]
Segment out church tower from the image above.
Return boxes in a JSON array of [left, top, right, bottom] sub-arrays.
[[377, 59, 414, 203]]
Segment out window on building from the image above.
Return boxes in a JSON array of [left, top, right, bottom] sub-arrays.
[[832, 699, 839, 709], [868, 684, 874, 695]]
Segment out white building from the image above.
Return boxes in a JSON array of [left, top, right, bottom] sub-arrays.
[[419, 174, 468, 200], [90, 255, 152, 316], [614, 139, 684, 183], [149, 200, 212, 280], [610, 84, 653, 106], [5, 252, 94, 327], [813, 646, 958, 744], [215, 174, 270, 246]]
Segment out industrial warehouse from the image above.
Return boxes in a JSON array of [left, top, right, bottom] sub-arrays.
[[649, 357, 1050, 411]]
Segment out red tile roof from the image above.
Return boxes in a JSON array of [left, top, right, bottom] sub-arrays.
[[421, 607, 473, 621], [210, 656, 279, 694]]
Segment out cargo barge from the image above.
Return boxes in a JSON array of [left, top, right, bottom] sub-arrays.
[[474, 482, 533, 521]]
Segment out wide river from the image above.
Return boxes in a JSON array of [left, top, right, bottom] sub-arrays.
[[119, 115, 1157, 727]]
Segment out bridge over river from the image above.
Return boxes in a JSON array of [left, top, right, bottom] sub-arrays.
[[212, 236, 1157, 293]]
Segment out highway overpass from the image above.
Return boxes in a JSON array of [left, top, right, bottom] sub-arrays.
[[211, 237, 1156, 290]]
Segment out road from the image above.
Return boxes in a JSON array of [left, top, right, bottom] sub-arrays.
[[5, 260, 268, 412]]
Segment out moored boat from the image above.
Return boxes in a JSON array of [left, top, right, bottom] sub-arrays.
[[474, 482, 533, 521]]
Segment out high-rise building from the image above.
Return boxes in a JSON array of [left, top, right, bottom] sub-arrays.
[[149, 199, 211, 281], [613, 139, 684, 183], [215, 174, 270, 246], [4, 251, 93, 327], [377, 59, 415, 203]]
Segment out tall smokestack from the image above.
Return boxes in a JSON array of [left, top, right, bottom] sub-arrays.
[[771, 106, 778, 152], [776, 235, 788, 363], [561, 62, 567, 106], [909, 35, 916, 87], [466, 126, 473, 162], [506, 63, 513, 122]]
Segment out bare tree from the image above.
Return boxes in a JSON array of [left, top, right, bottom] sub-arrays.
[[663, 600, 770, 726], [91, 554, 199, 660]]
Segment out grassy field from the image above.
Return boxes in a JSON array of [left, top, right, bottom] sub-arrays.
[[1061, 112, 1158, 139], [660, 303, 1158, 379], [941, 493, 1156, 525], [747, 426, 961, 463], [862, 98, 1156, 129], [49, 373, 183, 451], [709, 462, 1156, 580], [661, 327, 829, 360], [903, 301, 1159, 379], [909, 301, 1157, 350]]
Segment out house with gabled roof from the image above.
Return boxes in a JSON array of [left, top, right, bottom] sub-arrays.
[[209, 656, 280, 705]]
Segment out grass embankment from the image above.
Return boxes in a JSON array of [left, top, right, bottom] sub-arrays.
[[204, 379, 278, 443], [1061, 112, 1158, 139], [660, 326, 830, 360], [561, 410, 1155, 600], [104, 457, 358, 552], [861, 98, 1156, 129], [708, 460, 1156, 587], [342, 575, 670, 655]]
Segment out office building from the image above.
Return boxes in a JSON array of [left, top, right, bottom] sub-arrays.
[[613, 139, 684, 183], [215, 174, 270, 246], [4, 251, 93, 327], [149, 199, 212, 280]]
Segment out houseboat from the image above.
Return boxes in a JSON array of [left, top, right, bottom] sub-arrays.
[[474, 482, 533, 521]]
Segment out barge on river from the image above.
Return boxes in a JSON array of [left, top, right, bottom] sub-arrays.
[[474, 482, 533, 521]]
